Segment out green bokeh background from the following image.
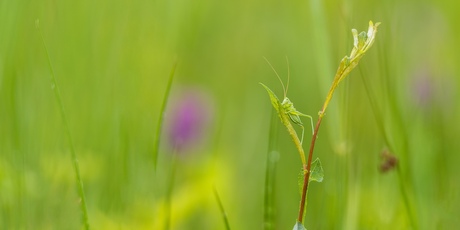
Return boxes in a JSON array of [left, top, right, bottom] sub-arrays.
[[1, 0, 460, 229]]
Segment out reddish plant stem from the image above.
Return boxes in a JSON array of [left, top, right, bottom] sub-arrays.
[[297, 112, 324, 223]]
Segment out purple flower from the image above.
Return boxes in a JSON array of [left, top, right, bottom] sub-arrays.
[[166, 87, 213, 152], [411, 69, 434, 107], [410, 68, 455, 116]]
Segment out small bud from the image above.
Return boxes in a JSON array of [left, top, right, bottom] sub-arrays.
[[358, 31, 368, 48], [379, 149, 398, 173], [352, 29, 359, 48]]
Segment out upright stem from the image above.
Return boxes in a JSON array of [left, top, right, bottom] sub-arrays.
[[297, 113, 324, 223], [213, 187, 232, 230], [37, 20, 90, 230], [297, 78, 333, 223], [264, 110, 279, 229], [153, 61, 177, 171], [164, 152, 177, 230]]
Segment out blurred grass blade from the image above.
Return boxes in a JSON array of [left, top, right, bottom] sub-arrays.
[[164, 153, 178, 230], [36, 19, 90, 230], [359, 65, 419, 229], [213, 187, 231, 230], [153, 61, 177, 171], [264, 109, 279, 230]]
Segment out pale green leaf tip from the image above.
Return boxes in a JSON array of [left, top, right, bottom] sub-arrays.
[[352, 29, 358, 48], [293, 221, 307, 230], [260, 82, 281, 112]]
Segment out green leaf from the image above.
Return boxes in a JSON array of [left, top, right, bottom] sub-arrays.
[[259, 83, 281, 113], [293, 221, 307, 230], [309, 158, 324, 183]]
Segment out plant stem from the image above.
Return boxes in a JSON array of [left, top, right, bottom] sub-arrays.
[[264, 110, 279, 230], [37, 19, 90, 230], [396, 166, 418, 229], [164, 152, 177, 230], [153, 61, 177, 171], [213, 187, 231, 230], [359, 66, 419, 229], [297, 113, 323, 223]]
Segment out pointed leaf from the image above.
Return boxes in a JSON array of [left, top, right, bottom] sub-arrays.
[[260, 83, 281, 113], [293, 221, 307, 230], [309, 158, 324, 183]]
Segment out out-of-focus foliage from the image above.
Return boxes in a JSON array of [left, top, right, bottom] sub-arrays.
[[1, 0, 460, 229]]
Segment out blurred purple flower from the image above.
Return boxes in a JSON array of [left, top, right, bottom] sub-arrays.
[[411, 70, 434, 107], [410, 68, 456, 117], [166, 88, 213, 152]]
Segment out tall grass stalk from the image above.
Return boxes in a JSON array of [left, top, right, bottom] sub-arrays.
[[307, 3, 349, 224], [164, 151, 177, 230], [213, 187, 231, 230], [360, 67, 418, 229], [36, 19, 90, 230], [297, 21, 380, 224], [153, 62, 177, 171], [359, 52, 419, 229], [264, 110, 279, 230], [209, 112, 230, 229], [308, 0, 339, 141], [379, 44, 419, 230]]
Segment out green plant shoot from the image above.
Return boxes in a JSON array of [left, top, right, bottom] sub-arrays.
[[295, 21, 380, 226], [262, 57, 314, 145], [320, 21, 381, 116]]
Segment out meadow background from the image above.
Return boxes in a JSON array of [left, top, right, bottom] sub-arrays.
[[1, 0, 460, 229]]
